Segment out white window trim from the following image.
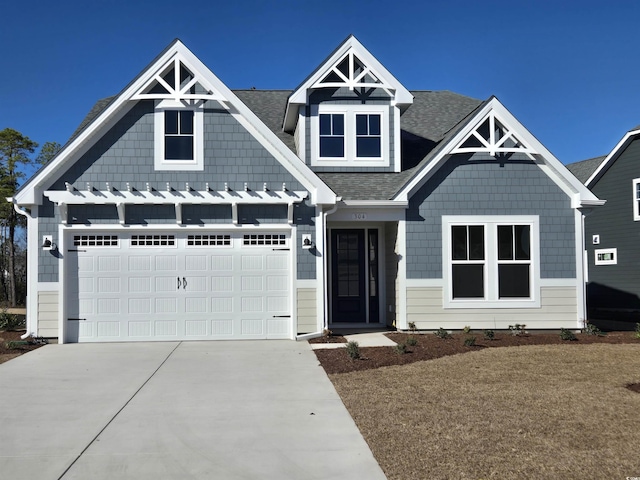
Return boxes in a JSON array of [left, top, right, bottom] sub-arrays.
[[633, 178, 640, 221], [594, 247, 617, 265], [310, 104, 389, 167], [442, 215, 540, 309], [154, 99, 204, 171]]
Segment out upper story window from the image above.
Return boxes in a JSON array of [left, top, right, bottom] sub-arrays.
[[633, 178, 640, 221], [311, 104, 388, 167], [154, 100, 204, 171], [319, 113, 344, 157]]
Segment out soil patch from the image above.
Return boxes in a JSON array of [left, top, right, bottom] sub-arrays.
[[0, 330, 46, 364], [314, 331, 639, 374]]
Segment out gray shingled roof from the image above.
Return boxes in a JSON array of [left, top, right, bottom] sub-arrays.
[[566, 156, 606, 184], [64, 88, 482, 201], [238, 89, 482, 200]]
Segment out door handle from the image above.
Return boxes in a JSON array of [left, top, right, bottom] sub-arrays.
[[182, 277, 187, 290], [177, 277, 181, 290]]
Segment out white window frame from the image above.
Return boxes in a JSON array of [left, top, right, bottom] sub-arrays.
[[633, 178, 640, 221], [154, 100, 204, 171], [310, 104, 389, 167], [442, 215, 540, 309], [594, 248, 617, 265]]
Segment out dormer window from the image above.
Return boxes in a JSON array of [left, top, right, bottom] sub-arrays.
[[311, 105, 388, 167], [154, 100, 204, 171], [319, 114, 344, 157]]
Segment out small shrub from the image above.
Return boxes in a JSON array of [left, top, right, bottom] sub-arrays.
[[583, 322, 604, 336], [394, 343, 407, 355], [406, 336, 418, 347], [5, 340, 26, 350], [408, 321, 417, 333], [635, 323, 640, 340], [463, 335, 477, 347], [345, 340, 360, 360], [560, 328, 577, 341], [508, 324, 527, 336], [483, 329, 495, 340], [0, 310, 24, 331], [434, 328, 451, 339], [462, 325, 472, 334]]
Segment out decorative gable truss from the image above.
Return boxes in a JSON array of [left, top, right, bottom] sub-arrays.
[[450, 110, 538, 160], [311, 50, 394, 97], [131, 54, 226, 104]]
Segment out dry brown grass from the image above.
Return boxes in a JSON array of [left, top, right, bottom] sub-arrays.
[[329, 344, 640, 480]]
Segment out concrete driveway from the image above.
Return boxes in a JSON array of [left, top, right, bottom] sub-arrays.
[[0, 341, 387, 480]]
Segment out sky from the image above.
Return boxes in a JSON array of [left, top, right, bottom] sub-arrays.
[[2, 0, 640, 180]]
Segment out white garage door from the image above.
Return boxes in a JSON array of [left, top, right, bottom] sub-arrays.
[[65, 232, 291, 342]]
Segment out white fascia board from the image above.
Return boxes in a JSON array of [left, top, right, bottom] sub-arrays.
[[284, 36, 413, 131], [585, 129, 640, 187], [395, 97, 601, 207]]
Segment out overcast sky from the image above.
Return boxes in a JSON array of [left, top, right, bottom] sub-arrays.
[[2, 0, 639, 177]]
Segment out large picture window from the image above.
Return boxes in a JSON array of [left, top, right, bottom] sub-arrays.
[[444, 216, 539, 308]]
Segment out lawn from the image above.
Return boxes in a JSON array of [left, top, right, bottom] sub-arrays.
[[323, 337, 640, 479]]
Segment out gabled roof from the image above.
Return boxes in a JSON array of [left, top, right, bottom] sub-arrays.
[[283, 35, 413, 132], [566, 156, 606, 184], [394, 97, 603, 208], [577, 125, 640, 187], [13, 40, 336, 206]]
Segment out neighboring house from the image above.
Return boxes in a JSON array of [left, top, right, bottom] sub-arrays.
[[567, 126, 640, 324], [10, 36, 601, 343]]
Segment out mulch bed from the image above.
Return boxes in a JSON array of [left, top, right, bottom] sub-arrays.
[[314, 331, 640, 374], [0, 330, 46, 363]]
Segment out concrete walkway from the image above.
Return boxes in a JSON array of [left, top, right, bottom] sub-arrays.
[[0, 341, 387, 480], [310, 331, 398, 349]]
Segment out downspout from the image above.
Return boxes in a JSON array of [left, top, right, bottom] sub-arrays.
[[10, 200, 33, 340], [321, 198, 342, 332]]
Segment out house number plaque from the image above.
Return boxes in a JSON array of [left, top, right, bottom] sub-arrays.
[[352, 213, 367, 220]]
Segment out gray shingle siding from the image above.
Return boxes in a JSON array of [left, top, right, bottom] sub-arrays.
[[41, 99, 318, 280], [584, 137, 640, 313], [406, 155, 576, 279], [50, 100, 305, 193]]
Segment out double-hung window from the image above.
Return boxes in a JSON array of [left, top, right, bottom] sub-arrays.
[[319, 113, 345, 158], [444, 216, 539, 308], [633, 178, 640, 221], [311, 105, 388, 166], [154, 100, 204, 171]]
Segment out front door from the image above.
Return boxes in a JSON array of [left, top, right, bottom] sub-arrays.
[[331, 229, 379, 323]]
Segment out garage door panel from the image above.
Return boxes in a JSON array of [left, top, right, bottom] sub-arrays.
[[98, 277, 120, 293], [128, 298, 151, 314], [185, 320, 207, 336], [185, 297, 207, 313], [67, 232, 291, 342], [155, 298, 177, 313], [129, 256, 151, 271], [129, 277, 151, 292], [211, 297, 233, 313], [155, 321, 177, 336], [128, 321, 151, 337], [185, 255, 207, 270]]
